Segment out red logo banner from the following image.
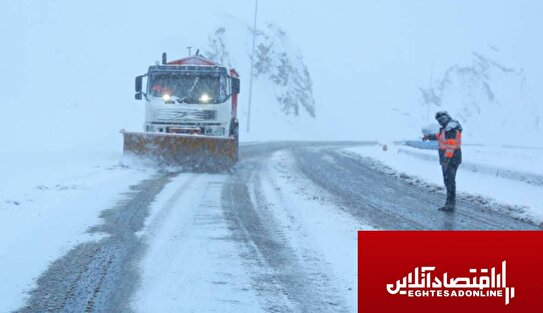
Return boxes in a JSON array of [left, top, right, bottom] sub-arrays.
[[358, 231, 543, 313]]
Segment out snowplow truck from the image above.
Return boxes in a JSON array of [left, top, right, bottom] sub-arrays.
[[122, 52, 240, 170]]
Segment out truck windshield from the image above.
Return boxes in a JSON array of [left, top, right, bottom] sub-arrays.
[[149, 74, 226, 104]]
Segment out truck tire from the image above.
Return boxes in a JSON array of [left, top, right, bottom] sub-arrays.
[[229, 118, 239, 162]]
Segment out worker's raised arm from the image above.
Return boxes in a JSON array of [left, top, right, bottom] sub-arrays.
[[422, 133, 439, 141]]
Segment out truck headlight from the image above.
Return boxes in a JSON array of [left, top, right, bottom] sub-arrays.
[[199, 93, 210, 103]]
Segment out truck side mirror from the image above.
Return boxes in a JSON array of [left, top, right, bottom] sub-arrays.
[[135, 76, 143, 100], [232, 77, 240, 94]]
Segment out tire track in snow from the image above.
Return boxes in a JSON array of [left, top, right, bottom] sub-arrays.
[[137, 174, 196, 239], [16, 172, 175, 313], [222, 153, 350, 313], [258, 152, 354, 311], [133, 173, 263, 312]]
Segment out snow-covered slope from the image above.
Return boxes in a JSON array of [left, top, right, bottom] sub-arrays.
[[419, 51, 541, 145], [206, 23, 315, 117], [201, 18, 318, 140]]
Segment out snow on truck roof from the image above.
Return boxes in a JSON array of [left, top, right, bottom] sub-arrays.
[[166, 55, 217, 66], [148, 65, 227, 75], [147, 55, 233, 76]]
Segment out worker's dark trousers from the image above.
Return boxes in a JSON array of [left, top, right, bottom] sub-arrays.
[[441, 162, 459, 206]]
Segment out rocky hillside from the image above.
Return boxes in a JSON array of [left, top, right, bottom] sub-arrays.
[[205, 23, 315, 118]]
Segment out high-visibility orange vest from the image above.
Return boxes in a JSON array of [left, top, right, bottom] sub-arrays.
[[436, 129, 462, 158]]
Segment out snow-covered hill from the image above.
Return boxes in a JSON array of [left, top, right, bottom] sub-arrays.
[[419, 51, 540, 145], [201, 19, 318, 140], [206, 23, 315, 117]]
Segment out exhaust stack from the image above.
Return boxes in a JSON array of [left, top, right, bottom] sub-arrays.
[[162, 52, 167, 64]]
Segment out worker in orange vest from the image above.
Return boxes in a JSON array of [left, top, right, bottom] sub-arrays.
[[423, 111, 463, 211]]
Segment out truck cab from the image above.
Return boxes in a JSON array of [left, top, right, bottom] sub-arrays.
[[135, 54, 240, 140]]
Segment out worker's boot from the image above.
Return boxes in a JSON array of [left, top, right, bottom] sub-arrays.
[[448, 198, 456, 211], [438, 195, 455, 212], [438, 204, 454, 211], [439, 194, 456, 212]]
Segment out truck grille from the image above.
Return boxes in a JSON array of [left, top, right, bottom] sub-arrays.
[[155, 109, 217, 121]]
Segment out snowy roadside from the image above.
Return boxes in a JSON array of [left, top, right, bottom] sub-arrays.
[[343, 145, 543, 226], [0, 151, 154, 312], [401, 143, 543, 186]]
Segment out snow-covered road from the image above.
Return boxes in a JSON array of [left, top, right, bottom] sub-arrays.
[[7, 142, 540, 313]]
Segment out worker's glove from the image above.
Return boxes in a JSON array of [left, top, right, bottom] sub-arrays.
[[422, 135, 430, 141]]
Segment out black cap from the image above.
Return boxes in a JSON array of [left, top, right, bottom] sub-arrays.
[[435, 111, 451, 126], [435, 111, 448, 120]]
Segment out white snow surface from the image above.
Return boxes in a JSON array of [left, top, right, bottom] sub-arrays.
[[0, 151, 155, 312], [132, 150, 370, 312], [344, 144, 543, 224]]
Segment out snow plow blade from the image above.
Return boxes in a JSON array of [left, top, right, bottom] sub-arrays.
[[121, 130, 238, 170]]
